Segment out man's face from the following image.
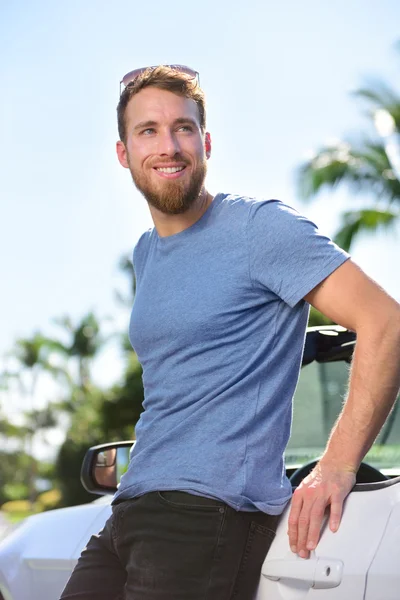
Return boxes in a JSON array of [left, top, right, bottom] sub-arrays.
[[116, 87, 211, 214]]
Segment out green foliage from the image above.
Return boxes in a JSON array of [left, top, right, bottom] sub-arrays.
[[307, 307, 334, 327], [1, 499, 37, 524], [55, 388, 107, 506], [299, 141, 400, 203], [115, 254, 136, 306], [297, 42, 400, 249], [100, 352, 144, 441], [56, 438, 100, 507], [1, 489, 61, 517], [35, 488, 62, 511], [15, 333, 50, 369], [52, 312, 105, 391], [12, 331, 69, 386], [2, 482, 30, 502], [354, 81, 400, 130], [334, 208, 398, 251], [0, 416, 24, 438], [36, 460, 57, 483], [23, 406, 58, 436], [1, 499, 32, 513], [54, 353, 144, 506], [52, 259, 144, 506], [0, 451, 34, 505]]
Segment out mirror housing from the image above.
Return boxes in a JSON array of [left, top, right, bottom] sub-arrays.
[[80, 441, 134, 495]]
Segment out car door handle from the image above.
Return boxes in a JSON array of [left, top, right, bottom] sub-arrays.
[[262, 557, 343, 589]]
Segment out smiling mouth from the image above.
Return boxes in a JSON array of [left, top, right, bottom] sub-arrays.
[[154, 166, 186, 174]]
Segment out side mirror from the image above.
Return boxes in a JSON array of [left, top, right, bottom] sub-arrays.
[[80, 441, 135, 495]]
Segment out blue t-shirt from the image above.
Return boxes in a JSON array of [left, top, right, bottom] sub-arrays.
[[114, 194, 349, 514]]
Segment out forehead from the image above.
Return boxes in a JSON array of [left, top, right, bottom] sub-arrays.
[[125, 87, 201, 130]]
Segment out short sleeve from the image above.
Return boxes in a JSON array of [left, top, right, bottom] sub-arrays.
[[132, 229, 153, 283], [247, 200, 350, 307]]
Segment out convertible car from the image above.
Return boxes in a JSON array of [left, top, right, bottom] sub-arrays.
[[1, 326, 399, 600]]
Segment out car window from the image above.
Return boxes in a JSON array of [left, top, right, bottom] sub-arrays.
[[286, 360, 400, 473]]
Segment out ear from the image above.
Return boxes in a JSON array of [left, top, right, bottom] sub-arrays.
[[116, 140, 130, 169], [205, 132, 211, 159]]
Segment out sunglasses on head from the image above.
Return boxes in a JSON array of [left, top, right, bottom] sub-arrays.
[[119, 64, 199, 95]]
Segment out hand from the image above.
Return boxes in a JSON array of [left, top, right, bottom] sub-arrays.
[[287, 461, 356, 559]]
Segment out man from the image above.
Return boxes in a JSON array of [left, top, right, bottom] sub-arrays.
[[60, 65, 400, 600]]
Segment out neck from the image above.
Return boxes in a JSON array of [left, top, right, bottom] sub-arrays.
[[149, 189, 214, 237]]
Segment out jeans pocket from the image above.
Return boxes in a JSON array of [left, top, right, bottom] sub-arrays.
[[231, 520, 276, 600], [157, 490, 226, 512]]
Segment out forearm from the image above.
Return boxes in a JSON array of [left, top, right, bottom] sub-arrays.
[[291, 262, 400, 557], [321, 318, 400, 471]]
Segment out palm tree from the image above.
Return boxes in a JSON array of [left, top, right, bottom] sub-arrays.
[[0, 411, 23, 442], [2, 332, 65, 505], [52, 312, 104, 394], [297, 42, 400, 251]]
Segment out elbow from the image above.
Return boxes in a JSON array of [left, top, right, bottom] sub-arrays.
[[356, 299, 400, 343], [372, 302, 400, 343], [392, 307, 400, 344], [385, 301, 400, 333]]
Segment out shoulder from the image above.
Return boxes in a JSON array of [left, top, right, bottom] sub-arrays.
[[220, 195, 301, 218], [215, 195, 313, 238], [217, 194, 288, 219], [219, 196, 315, 236], [133, 228, 154, 269], [248, 198, 309, 219], [134, 228, 153, 253], [246, 198, 321, 236]]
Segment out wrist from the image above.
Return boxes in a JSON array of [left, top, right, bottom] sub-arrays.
[[318, 453, 359, 474]]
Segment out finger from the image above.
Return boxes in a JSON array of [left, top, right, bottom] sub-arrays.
[[329, 495, 344, 532], [306, 498, 327, 551], [287, 492, 304, 553], [296, 503, 312, 558]]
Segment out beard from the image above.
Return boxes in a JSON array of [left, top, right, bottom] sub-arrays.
[[128, 155, 207, 215]]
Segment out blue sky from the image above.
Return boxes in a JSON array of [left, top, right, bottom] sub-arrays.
[[1, 0, 400, 375]]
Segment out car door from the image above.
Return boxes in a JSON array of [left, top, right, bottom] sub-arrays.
[[255, 483, 396, 600], [254, 331, 400, 600], [28, 500, 112, 600]]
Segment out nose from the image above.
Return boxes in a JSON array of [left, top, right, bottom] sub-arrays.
[[157, 130, 180, 157]]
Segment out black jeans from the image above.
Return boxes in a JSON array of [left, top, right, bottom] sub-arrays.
[[59, 491, 279, 600]]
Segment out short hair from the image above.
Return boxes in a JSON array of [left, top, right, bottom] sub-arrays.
[[117, 66, 206, 144]]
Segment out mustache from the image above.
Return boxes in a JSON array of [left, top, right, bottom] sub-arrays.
[[150, 155, 188, 167]]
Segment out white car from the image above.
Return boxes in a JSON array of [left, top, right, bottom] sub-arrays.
[[1, 326, 399, 600]]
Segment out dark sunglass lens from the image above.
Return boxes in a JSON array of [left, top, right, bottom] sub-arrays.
[[121, 68, 145, 87]]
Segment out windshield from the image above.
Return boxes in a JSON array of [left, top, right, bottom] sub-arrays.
[[286, 360, 400, 474]]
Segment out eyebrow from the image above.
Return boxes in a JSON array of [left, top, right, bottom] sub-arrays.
[[133, 117, 199, 132]]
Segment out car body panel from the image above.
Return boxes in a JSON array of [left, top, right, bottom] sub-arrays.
[[365, 502, 400, 600], [0, 500, 112, 600], [257, 482, 400, 599]]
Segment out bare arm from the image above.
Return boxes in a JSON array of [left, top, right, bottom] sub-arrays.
[[288, 259, 400, 558]]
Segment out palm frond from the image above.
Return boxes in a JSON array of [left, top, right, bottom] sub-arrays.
[[353, 82, 400, 131], [354, 82, 400, 108], [334, 208, 398, 251], [0, 418, 24, 438], [298, 43, 400, 248], [298, 140, 400, 202]]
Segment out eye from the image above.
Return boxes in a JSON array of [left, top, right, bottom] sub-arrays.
[[177, 125, 193, 133], [141, 128, 155, 135]]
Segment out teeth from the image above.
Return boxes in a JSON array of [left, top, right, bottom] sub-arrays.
[[156, 166, 184, 173]]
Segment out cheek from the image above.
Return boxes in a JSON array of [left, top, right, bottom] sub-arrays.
[[129, 143, 150, 168], [185, 139, 206, 160]]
